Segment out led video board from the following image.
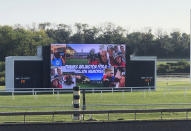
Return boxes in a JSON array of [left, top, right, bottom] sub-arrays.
[[50, 44, 127, 88], [14, 61, 43, 89], [127, 60, 155, 87]]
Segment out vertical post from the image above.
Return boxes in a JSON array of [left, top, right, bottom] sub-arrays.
[[56, 91, 60, 100], [12, 91, 14, 97], [122, 90, 124, 97], [190, 9, 191, 81], [52, 113, 55, 122], [73, 86, 80, 120], [12, 91, 15, 100], [161, 112, 163, 120], [82, 89, 86, 120], [82, 89, 86, 111]]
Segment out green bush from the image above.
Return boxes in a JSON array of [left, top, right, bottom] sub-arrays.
[[0, 61, 5, 85], [0, 62, 5, 72], [157, 64, 170, 73], [0, 71, 5, 77], [157, 60, 190, 74], [0, 76, 5, 86]]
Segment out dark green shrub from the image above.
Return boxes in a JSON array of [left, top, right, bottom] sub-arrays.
[[157, 64, 170, 73], [157, 60, 190, 74], [0, 62, 5, 72], [0, 76, 5, 85]]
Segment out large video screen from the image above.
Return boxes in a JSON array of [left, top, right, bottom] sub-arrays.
[[127, 61, 155, 87], [14, 61, 43, 89], [50, 44, 127, 88]]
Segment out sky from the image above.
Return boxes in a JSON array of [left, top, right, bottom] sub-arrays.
[[68, 44, 105, 53], [68, 44, 125, 53], [0, 0, 191, 33]]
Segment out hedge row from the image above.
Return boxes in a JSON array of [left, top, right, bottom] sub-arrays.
[[157, 60, 190, 74]]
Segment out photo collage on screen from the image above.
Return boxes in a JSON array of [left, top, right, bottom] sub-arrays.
[[50, 44, 126, 88]]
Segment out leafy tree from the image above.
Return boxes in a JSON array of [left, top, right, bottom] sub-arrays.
[[0, 23, 190, 61]]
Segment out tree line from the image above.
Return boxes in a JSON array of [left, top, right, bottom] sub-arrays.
[[0, 23, 190, 61]]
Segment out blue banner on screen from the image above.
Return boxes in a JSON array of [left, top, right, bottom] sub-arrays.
[[50, 44, 126, 88]]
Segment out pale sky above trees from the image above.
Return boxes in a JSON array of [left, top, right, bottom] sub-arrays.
[[0, 0, 191, 33]]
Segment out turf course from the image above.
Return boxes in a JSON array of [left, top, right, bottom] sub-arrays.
[[0, 90, 191, 122], [0, 80, 191, 123]]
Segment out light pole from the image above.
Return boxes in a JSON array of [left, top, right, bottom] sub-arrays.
[[190, 9, 191, 81]]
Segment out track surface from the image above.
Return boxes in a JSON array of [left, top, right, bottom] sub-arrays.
[[0, 120, 190, 131]]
